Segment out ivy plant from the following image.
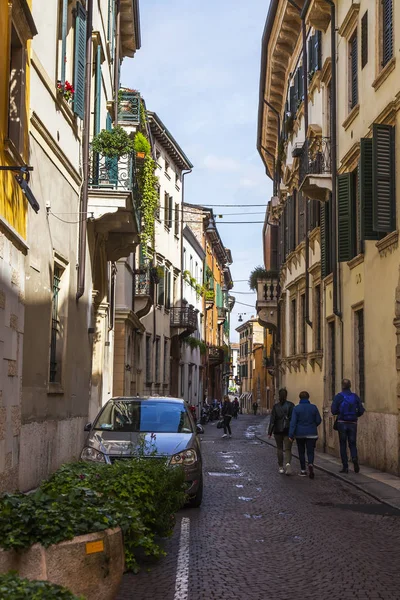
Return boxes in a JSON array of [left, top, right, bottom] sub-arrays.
[[138, 155, 159, 251], [0, 573, 84, 599], [92, 126, 135, 159]]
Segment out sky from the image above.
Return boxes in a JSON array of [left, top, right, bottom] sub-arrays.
[[122, 0, 273, 341]]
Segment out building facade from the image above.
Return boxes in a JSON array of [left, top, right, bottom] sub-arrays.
[[257, 0, 400, 473], [236, 317, 265, 413], [0, 0, 37, 492]]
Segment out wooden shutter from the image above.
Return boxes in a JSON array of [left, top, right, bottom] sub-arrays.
[[361, 11, 368, 69], [73, 2, 87, 119], [289, 85, 296, 115], [168, 196, 173, 228], [298, 66, 304, 101], [271, 225, 278, 271], [382, 0, 393, 67], [298, 192, 306, 243], [350, 33, 358, 109], [360, 138, 378, 240], [320, 201, 329, 279], [373, 124, 395, 232], [338, 173, 354, 262], [308, 36, 313, 72], [165, 270, 171, 309]]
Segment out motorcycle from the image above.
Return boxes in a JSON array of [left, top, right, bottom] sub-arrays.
[[200, 406, 210, 425]]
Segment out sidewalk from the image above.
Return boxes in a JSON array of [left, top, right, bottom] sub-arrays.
[[256, 417, 400, 510]]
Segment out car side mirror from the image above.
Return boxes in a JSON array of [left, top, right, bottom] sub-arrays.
[[84, 422, 92, 432], [196, 424, 204, 435]]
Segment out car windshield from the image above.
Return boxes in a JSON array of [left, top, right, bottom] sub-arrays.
[[93, 400, 194, 434]]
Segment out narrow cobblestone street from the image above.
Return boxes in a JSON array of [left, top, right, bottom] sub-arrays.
[[116, 415, 400, 600]]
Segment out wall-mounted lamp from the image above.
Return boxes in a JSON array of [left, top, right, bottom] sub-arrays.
[[0, 165, 40, 213]]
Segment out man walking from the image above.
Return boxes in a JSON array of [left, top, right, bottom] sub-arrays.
[[252, 401, 258, 416], [268, 389, 294, 475], [221, 395, 233, 438], [331, 379, 365, 474], [289, 391, 322, 479]]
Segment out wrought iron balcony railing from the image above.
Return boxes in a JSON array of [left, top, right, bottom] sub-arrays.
[[299, 137, 331, 185], [170, 306, 197, 331], [118, 91, 141, 124], [89, 148, 135, 191], [217, 306, 227, 321], [135, 267, 151, 296], [208, 345, 224, 365]]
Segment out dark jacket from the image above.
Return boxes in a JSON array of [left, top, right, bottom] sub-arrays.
[[222, 400, 233, 417], [289, 398, 322, 439], [268, 400, 294, 435], [331, 389, 364, 422]]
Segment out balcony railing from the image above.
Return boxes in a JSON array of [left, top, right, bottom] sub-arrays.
[[299, 137, 331, 185], [135, 267, 151, 296], [259, 272, 280, 304], [217, 306, 227, 322], [170, 306, 197, 331], [208, 345, 224, 365], [89, 149, 135, 191], [118, 91, 141, 124]]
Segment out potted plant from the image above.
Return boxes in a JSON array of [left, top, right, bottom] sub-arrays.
[[57, 80, 75, 103], [134, 131, 151, 160], [91, 126, 135, 159]]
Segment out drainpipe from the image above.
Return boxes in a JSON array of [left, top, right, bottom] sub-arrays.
[[76, 0, 93, 301], [114, 0, 121, 124]]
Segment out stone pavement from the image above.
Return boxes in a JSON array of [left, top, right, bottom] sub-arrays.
[[256, 416, 400, 510], [116, 415, 400, 600]]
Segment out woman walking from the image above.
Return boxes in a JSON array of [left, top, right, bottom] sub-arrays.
[[221, 395, 233, 438], [289, 391, 322, 479]]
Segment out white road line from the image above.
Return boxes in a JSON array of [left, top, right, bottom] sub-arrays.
[[174, 517, 190, 600]]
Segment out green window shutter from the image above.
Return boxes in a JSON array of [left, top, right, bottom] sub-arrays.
[[168, 196, 173, 228], [383, 0, 393, 67], [350, 33, 358, 109], [372, 123, 396, 232], [308, 36, 313, 72], [157, 269, 165, 306], [360, 138, 378, 240], [320, 201, 329, 279], [73, 2, 87, 119], [289, 85, 295, 115], [338, 173, 354, 262], [315, 30, 322, 70]]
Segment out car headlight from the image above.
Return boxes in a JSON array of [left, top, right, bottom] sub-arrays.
[[170, 449, 198, 466], [81, 447, 106, 463]]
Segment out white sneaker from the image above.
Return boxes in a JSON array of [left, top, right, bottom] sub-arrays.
[[222, 434, 228, 438], [299, 470, 307, 477], [285, 463, 292, 476], [279, 467, 285, 474]]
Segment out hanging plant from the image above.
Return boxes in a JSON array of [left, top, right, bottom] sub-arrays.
[[183, 270, 191, 281], [195, 283, 203, 296], [57, 80, 75, 102], [205, 290, 215, 301], [138, 154, 159, 249], [92, 126, 135, 158], [190, 276, 197, 288], [134, 131, 151, 158]]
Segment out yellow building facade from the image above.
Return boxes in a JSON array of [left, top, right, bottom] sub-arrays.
[[0, 0, 36, 491]]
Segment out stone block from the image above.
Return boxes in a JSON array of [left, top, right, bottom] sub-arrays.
[[10, 313, 18, 331], [7, 359, 17, 377]]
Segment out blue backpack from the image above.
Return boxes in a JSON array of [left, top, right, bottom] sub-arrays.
[[339, 393, 359, 421]]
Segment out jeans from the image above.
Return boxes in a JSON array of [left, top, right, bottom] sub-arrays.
[[296, 438, 317, 471], [223, 415, 232, 435], [274, 433, 293, 467], [337, 422, 358, 468]]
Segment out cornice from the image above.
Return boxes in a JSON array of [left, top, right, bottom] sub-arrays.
[[338, 3, 360, 39]]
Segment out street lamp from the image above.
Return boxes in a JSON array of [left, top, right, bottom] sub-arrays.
[[0, 165, 39, 213]]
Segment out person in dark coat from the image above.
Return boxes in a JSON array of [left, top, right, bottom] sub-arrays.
[[289, 391, 322, 479], [331, 379, 365, 473], [232, 398, 240, 419], [268, 389, 295, 475], [221, 395, 233, 438]]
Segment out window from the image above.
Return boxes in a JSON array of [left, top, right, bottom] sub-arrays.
[[349, 30, 358, 110], [8, 25, 25, 153], [372, 124, 396, 233], [157, 266, 165, 306], [168, 196, 173, 228], [297, 191, 306, 244], [174, 203, 179, 235], [155, 185, 161, 220], [361, 11, 368, 69], [165, 269, 171, 309], [50, 266, 62, 383], [338, 167, 361, 262], [291, 297, 297, 355], [300, 294, 306, 354], [314, 285, 322, 351], [320, 199, 332, 279], [382, 0, 393, 68], [308, 30, 322, 75], [308, 199, 320, 231], [190, 255, 193, 274], [146, 335, 152, 383], [355, 309, 365, 403], [163, 339, 169, 383], [164, 192, 169, 227], [155, 337, 160, 383], [165, 160, 170, 174]]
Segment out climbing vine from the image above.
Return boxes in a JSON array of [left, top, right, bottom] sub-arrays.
[[138, 154, 159, 251]]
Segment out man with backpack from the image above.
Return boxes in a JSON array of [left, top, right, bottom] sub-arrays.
[[331, 379, 365, 474]]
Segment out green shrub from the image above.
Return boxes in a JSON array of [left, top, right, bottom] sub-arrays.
[[248, 266, 276, 291], [92, 126, 135, 158], [134, 132, 151, 156], [0, 573, 84, 599], [0, 459, 185, 573]]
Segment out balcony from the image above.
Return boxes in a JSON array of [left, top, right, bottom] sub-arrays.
[[304, 0, 331, 32], [299, 137, 332, 202], [170, 305, 198, 334], [217, 306, 227, 324], [134, 267, 153, 319], [118, 91, 141, 125], [256, 271, 280, 331], [88, 149, 140, 261], [208, 345, 224, 366]]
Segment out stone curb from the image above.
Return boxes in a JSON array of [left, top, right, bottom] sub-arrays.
[[255, 423, 400, 512]]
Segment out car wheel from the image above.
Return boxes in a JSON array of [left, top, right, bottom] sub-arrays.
[[188, 477, 203, 508]]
